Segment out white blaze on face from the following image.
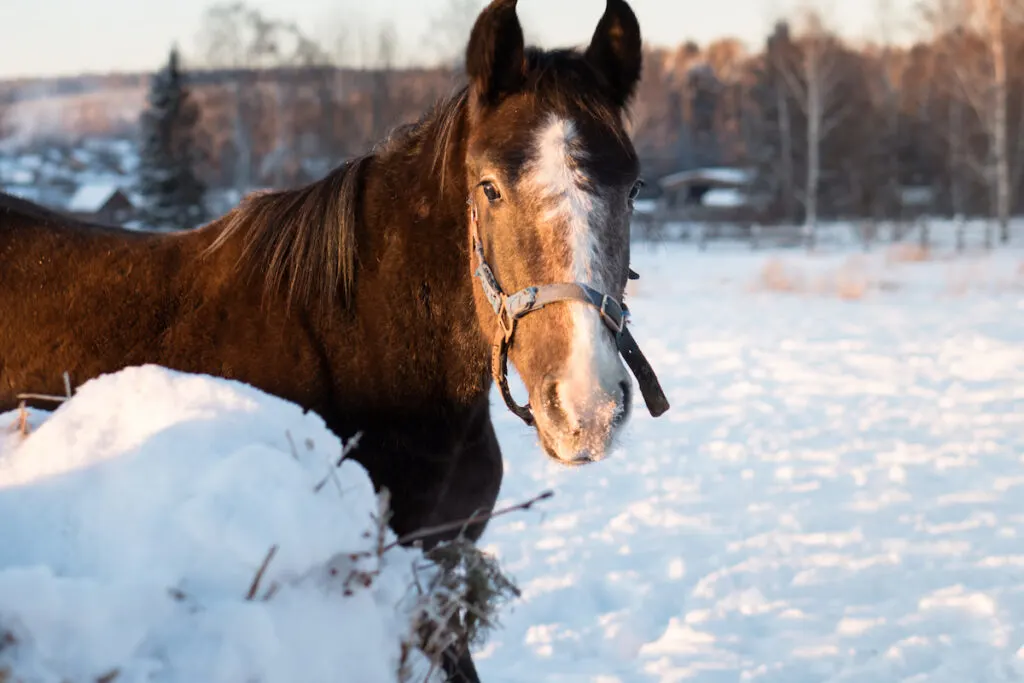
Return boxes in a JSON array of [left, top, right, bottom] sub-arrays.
[[527, 115, 629, 457]]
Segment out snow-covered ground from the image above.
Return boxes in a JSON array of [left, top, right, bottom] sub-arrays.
[[0, 367, 444, 683], [2, 235, 1023, 682], [476, 240, 1024, 681]]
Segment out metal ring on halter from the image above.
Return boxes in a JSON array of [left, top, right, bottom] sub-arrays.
[[468, 201, 669, 424]]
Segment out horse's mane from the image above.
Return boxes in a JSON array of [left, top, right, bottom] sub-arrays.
[[204, 86, 472, 314], [204, 46, 626, 314]]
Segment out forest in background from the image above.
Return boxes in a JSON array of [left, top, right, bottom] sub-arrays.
[[1, 0, 1023, 236]]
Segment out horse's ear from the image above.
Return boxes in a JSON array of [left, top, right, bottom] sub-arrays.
[[465, 0, 526, 107], [585, 0, 643, 108]]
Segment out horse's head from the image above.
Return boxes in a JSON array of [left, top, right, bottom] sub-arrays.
[[463, 0, 663, 465]]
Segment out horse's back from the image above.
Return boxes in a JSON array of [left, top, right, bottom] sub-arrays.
[[0, 193, 191, 406]]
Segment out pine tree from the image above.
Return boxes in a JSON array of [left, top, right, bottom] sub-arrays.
[[136, 47, 208, 231]]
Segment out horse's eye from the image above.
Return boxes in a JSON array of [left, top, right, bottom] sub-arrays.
[[628, 179, 644, 201], [481, 181, 502, 203]]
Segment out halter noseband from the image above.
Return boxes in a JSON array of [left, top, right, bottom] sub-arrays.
[[470, 205, 670, 426]]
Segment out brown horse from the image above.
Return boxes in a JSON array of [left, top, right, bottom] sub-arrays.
[[0, 0, 667, 678]]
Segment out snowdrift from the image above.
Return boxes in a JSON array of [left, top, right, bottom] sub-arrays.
[[0, 365, 503, 683]]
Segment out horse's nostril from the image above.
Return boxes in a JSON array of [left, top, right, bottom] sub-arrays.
[[541, 375, 566, 427], [619, 380, 632, 405], [544, 377, 559, 410], [613, 380, 632, 428]]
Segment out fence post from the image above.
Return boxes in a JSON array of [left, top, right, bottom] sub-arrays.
[[955, 215, 965, 253]]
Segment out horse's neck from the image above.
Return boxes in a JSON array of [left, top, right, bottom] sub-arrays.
[[345, 124, 491, 410]]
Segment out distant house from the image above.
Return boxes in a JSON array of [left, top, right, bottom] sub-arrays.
[[648, 166, 773, 228], [657, 168, 754, 210], [66, 182, 136, 224], [898, 185, 935, 218]]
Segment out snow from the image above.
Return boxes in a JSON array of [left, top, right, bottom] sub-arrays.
[[702, 187, 746, 208], [658, 167, 754, 189], [2, 223, 1024, 682], [632, 198, 658, 215], [1, 185, 45, 204], [0, 366, 439, 683], [474, 238, 1024, 681], [66, 182, 122, 213], [3, 169, 35, 185]]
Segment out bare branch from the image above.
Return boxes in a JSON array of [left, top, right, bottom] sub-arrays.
[[245, 544, 279, 600], [313, 432, 363, 494], [383, 490, 555, 553], [422, 0, 486, 68], [14, 393, 69, 404]]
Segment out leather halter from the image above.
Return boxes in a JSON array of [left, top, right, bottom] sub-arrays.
[[469, 205, 670, 426]]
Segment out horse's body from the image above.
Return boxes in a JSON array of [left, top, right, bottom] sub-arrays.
[[0, 112, 500, 545], [1, 1, 666, 679]]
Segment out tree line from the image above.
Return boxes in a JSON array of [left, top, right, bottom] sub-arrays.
[[101, 1, 1024, 237]]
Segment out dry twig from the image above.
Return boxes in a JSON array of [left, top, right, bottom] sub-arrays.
[[8, 371, 76, 436], [246, 544, 279, 600], [284, 430, 300, 461], [96, 669, 120, 683], [17, 401, 28, 437], [13, 393, 69, 404], [384, 490, 554, 553], [313, 431, 363, 493]]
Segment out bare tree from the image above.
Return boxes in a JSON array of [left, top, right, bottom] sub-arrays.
[[986, 0, 1014, 242], [921, 0, 1019, 243], [764, 23, 798, 224], [195, 1, 333, 191], [775, 8, 849, 246], [872, 0, 910, 220], [368, 22, 399, 141], [423, 0, 486, 70], [0, 92, 11, 144]]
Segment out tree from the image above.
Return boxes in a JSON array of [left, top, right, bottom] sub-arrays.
[[136, 47, 209, 231], [921, 0, 1022, 243], [423, 0, 487, 71], [869, 0, 911, 220], [368, 22, 399, 142], [197, 1, 333, 191], [760, 22, 799, 223], [775, 9, 850, 246], [0, 88, 13, 145]]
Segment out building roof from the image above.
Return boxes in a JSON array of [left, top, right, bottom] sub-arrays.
[[66, 182, 127, 213], [702, 188, 748, 208], [658, 167, 754, 190]]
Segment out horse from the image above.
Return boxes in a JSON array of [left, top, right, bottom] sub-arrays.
[[0, 0, 668, 678]]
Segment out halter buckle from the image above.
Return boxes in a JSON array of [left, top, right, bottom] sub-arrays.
[[497, 298, 516, 340], [599, 295, 625, 335]]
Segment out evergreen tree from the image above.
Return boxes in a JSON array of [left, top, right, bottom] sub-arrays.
[[136, 47, 208, 230]]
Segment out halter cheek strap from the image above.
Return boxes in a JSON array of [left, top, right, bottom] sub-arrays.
[[470, 205, 670, 426]]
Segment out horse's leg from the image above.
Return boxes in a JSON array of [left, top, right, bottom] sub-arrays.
[[421, 413, 504, 548], [428, 414, 503, 683], [441, 647, 481, 683]]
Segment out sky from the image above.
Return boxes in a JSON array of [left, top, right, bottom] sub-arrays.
[[0, 0, 922, 79]]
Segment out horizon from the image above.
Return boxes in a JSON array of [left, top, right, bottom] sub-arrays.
[[0, 0, 922, 80]]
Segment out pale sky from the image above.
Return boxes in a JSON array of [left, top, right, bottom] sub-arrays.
[[0, 0, 921, 79]]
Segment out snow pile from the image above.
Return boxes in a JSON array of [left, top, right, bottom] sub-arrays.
[[0, 365, 443, 683]]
